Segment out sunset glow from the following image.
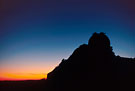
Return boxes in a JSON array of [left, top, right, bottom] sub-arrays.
[[0, 73, 46, 81], [0, 0, 134, 81], [0, 59, 59, 81]]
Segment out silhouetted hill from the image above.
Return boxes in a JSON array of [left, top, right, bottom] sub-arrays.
[[47, 32, 135, 91]]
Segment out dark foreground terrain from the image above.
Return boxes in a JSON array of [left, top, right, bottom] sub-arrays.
[[0, 32, 135, 91], [0, 79, 46, 91]]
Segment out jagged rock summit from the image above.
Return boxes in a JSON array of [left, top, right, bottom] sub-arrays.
[[46, 32, 135, 91]]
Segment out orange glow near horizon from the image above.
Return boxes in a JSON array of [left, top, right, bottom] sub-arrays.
[[0, 73, 47, 81], [0, 69, 51, 81], [0, 60, 60, 81], [0, 69, 49, 81]]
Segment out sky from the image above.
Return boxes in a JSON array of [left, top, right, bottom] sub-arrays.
[[0, 0, 135, 81]]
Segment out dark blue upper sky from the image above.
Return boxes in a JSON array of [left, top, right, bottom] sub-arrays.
[[0, 0, 135, 79]]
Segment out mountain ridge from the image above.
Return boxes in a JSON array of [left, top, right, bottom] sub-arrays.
[[47, 32, 135, 91]]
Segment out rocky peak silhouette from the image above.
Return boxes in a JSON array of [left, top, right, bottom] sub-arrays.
[[88, 32, 114, 58], [46, 32, 135, 91], [88, 32, 110, 48]]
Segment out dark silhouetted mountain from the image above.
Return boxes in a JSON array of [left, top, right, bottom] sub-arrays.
[[47, 32, 135, 91]]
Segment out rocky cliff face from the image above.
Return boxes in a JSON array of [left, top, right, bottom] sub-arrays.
[[46, 32, 135, 91]]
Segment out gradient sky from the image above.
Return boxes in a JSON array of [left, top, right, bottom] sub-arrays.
[[0, 0, 135, 80]]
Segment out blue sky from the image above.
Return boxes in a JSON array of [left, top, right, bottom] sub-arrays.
[[0, 0, 135, 80]]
